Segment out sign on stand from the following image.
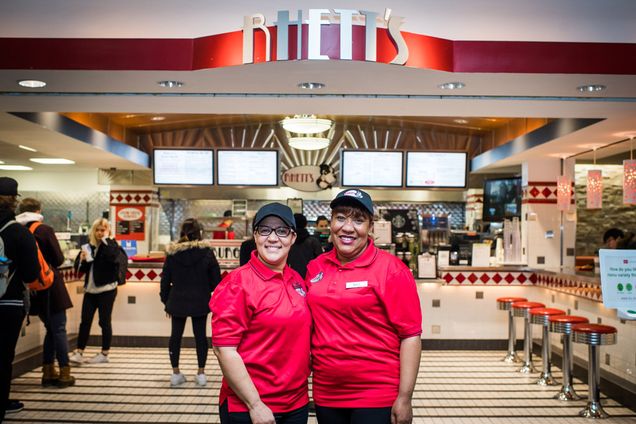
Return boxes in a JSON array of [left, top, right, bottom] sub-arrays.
[[599, 249, 636, 320]]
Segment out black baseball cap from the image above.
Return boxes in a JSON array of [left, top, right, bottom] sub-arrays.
[[253, 203, 296, 230], [0, 177, 19, 196], [330, 188, 373, 215]]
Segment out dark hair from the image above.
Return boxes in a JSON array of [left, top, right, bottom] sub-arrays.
[[18, 197, 42, 213], [316, 215, 329, 224], [223, 210, 232, 217], [294, 213, 308, 229], [332, 205, 373, 223], [180, 218, 203, 242], [0, 195, 18, 211], [603, 228, 624, 243]]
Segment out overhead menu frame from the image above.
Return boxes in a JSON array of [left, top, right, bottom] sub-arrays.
[[341, 150, 404, 188], [406, 151, 468, 188], [217, 149, 279, 186], [153, 148, 214, 185]]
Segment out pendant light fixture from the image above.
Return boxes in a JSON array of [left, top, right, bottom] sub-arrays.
[[586, 148, 602, 209], [624, 137, 636, 205], [281, 114, 332, 151], [556, 175, 572, 211]]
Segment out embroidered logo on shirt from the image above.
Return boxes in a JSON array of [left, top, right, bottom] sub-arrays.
[[292, 282, 306, 297], [310, 271, 323, 283], [345, 281, 368, 289]]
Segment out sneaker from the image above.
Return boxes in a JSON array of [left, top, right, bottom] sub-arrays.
[[87, 353, 109, 364], [5, 399, 24, 414], [195, 373, 207, 387], [170, 373, 186, 387], [68, 351, 84, 365]]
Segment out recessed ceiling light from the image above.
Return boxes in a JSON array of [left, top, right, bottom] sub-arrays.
[[123, 114, 138, 118], [453, 119, 469, 124], [29, 158, 76, 165], [18, 79, 46, 88], [438, 82, 465, 90], [0, 165, 33, 171], [18, 144, 37, 152], [151, 116, 166, 121], [158, 80, 184, 88], [577, 84, 606, 93], [298, 82, 326, 90]]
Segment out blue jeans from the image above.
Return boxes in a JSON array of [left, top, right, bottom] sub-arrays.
[[40, 310, 70, 366]]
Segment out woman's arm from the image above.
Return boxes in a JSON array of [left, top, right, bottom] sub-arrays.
[[213, 346, 275, 424], [391, 335, 421, 424]]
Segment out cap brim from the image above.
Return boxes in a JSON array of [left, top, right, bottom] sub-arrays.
[[330, 197, 372, 214]]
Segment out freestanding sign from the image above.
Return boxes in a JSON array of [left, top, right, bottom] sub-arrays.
[[599, 249, 636, 315]]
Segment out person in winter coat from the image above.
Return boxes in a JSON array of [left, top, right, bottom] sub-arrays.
[[17, 198, 75, 387], [288, 213, 322, 278], [160, 218, 221, 387], [0, 177, 40, 420], [69, 218, 121, 365]]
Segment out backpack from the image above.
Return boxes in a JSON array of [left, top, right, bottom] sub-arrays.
[[0, 220, 17, 298], [115, 245, 128, 285], [26, 222, 55, 291]]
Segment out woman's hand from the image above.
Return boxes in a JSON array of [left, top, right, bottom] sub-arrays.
[[80, 251, 87, 261], [391, 394, 413, 424], [248, 400, 275, 424]]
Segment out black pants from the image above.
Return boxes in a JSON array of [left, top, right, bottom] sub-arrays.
[[77, 289, 117, 351], [0, 306, 26, 422], [169, 315, 208, 369], [315, 405, 392, 424], [220, 401, 308, 424]]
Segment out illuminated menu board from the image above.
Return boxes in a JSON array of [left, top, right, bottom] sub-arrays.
[[406, 152, 467, 188], [153, 149, 213, 185], [341, 150, 403, 187], [217, 150, 279, 186]]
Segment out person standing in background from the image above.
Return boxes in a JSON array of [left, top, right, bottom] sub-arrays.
[[313, 215, 333, 252], [213, 210, 235, 239], [70, 218, 120, 365], [288, 213, 323, 279], [0, 177, 40, 419], [211, 203, 310, 424], [16, 198, 75, 388], [306, 189, 422, 424], [160, 218, 221, 387], [602, 228, 624, 249]]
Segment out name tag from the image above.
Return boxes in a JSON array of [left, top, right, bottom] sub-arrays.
[[346, 281, 368, 289]]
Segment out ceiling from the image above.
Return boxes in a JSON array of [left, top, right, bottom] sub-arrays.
[[0, 1, 635, 175]]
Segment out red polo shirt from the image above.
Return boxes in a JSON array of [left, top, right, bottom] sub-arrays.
[[210, 251, 311, 413], [306, 240, 422, 408]]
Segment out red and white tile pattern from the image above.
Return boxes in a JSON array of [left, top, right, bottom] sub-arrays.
[[535, 272, 603, 301], [110, 190, 159, 206], [441, 271, 537, 285], [522, 181, 575, 205]]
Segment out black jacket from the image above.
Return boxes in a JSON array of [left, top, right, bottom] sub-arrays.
[[0, 210, 40, 303], [288, 228, 323, 278], [160, 240, 221, 317], [26, 221, 73, 316], [75, 238, 120, 287]]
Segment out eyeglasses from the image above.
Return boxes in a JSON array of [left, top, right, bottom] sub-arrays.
[[255, 226, 293, 238]]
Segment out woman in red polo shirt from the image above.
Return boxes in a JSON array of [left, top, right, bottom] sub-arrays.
[[306, 189, 422, 424], [210, 203, 311, 424]]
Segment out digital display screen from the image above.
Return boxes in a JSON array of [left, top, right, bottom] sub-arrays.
[[153, 149, 213, 185], [217, 150, 279, 186], [341, 150, 403, 187], [483, 178, 522, 222], [406, 152, 467, 188]]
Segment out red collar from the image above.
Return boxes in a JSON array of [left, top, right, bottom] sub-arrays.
[[325, 238, 378, 269], [248, 249, 293, 281]]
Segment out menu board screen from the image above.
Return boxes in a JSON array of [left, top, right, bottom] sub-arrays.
[[153, 149, 213, 185], [341, 150, 403, 187], [217, 150, 279, 186], [406, 152, 467, 188]]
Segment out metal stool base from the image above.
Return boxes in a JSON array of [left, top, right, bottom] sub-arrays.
[[518, 363, 537, 374], [579, 401, 609, 419], [554, 385, 583, 401], [502, 352, 521, 363], [536, 372, 559, 386]]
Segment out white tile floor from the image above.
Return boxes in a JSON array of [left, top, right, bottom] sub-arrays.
[[5, 348, 636, 423]]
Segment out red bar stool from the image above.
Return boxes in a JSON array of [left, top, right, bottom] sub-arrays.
[[511, 301, 545, 373], [572, 323, 618, 419], [530, 307, 565, 385], [496, 297, 527, 363], [549, 315, 589, 401]]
